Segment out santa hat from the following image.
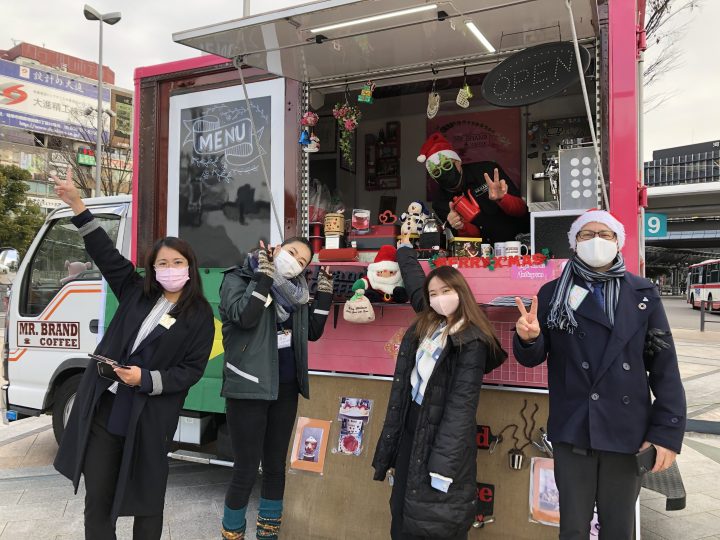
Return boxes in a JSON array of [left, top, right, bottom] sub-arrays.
[[417, 132, 461, 172], [568, 209, 626, 250], [368, 245, 400, 274]]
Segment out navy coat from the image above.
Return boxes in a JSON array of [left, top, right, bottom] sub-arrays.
[[54, 210, 215, 519], [513, 272, 686, 454]]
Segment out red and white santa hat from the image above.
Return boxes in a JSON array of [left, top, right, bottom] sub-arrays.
[[368, 245, 400, 273], [417, 132, 461, 172], [568, 209, 626, 250]]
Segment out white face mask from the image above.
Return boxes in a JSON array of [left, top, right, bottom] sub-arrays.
[[576, 237, 618, 268], [275, 248, 304, 278], [429, 292, 460, 317]]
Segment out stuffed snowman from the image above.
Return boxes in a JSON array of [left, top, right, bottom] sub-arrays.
[[400, 201, 430, 235]]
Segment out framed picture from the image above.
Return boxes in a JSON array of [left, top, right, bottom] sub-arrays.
[[314, 115, 337, 155], [376, 176, 401, 190], [339, 130, 357, 173], [386, 121, 400, 143], [289, 417, 332, 474]]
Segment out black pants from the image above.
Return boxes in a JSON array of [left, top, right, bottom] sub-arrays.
[[83, 392, 164, 540], [224, 382, 299, 509], [390, 403, 467, 540], [553, 443, 642, 540]]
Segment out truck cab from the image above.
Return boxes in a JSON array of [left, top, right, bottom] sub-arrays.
[[2, 196, 131, 441]]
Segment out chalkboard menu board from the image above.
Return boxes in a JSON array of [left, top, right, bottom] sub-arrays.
[[531, 210, 585, 259], [481, 42, 591, 108]]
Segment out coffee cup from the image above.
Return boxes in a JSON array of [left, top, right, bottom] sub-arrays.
[[494, 242, 506, 257], [481, 244, 494, 257], [505, 241, 529, 256]]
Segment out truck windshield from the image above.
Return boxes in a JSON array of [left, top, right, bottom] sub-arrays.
[[20, 214, 121, 317]]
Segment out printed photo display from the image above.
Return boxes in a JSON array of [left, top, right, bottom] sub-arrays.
[[336, 397, 373, 457], [290, 417, 332, 474], [529, 458, 599, 535]]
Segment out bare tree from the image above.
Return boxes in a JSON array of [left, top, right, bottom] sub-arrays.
[[48, 112, 132, 197], [644, 0, 702, 111]]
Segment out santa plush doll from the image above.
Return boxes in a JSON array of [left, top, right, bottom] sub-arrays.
[[352, 245, 408, 304]]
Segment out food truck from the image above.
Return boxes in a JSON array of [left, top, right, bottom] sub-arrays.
[[3, 0, 653, 537]]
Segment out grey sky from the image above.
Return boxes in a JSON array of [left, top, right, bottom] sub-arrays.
[[2, 0, 716, 160]]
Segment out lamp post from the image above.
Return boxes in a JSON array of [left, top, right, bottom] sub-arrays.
[[83, 4, 121, 197]]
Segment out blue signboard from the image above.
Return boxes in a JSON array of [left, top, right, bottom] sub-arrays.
[[0, 58, 111, 140], [645, 212, 668, 238]]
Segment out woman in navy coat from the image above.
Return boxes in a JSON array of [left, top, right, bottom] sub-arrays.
[[513, 210, 685, 540], [52, 172, 215, 539]]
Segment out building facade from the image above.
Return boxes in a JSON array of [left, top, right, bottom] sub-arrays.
[[644, 140, 720, 293], [0, 42, 132, 213]]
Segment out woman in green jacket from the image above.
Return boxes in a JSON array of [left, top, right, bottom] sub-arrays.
[[218, 240, 333, 539]]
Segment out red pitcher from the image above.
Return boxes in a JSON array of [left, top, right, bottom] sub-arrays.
[[451, 190, 481, 222]]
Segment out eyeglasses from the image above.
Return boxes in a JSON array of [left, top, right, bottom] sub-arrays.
[[154, 260, 188, 269], [576, 230, 617, 241], [426, 154, 455, 179]]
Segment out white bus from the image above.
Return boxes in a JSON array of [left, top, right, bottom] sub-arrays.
[[687, 259, 720, 310]]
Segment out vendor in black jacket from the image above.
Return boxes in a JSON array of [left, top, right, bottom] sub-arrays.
[[51, 171, 215, 540], [373, 236, 507, 539], [218, 241, 334, 540], [513, 210, 686, 540], [418, 132, 529, 243]]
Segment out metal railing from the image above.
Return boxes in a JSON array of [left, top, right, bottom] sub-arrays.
[[700, 300, 720, 332]]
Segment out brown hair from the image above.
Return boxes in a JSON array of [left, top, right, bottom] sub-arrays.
[[414, 265, 501, 353]]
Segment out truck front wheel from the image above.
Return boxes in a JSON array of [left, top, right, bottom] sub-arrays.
[[52, 374, 82, 444]]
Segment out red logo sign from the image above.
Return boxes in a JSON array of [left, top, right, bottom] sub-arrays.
[[0, 83, 28, 106]]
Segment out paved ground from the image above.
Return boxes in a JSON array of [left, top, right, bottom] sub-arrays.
[[1, 300, 720, 539]]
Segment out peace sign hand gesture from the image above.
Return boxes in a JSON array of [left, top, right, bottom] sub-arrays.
[[515, 296, 541, 342], [484, 168, 509, 201]]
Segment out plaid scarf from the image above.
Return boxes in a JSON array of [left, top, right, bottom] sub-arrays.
[[248, 253, 309, 323], [546, 253, 626, 333]]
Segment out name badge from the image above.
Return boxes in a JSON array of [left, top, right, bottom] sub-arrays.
[[569, 285, 589, 311], [278, 330, 292, 349]]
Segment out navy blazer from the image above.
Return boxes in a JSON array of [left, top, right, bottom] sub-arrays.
[[513, 272, 686, 454]]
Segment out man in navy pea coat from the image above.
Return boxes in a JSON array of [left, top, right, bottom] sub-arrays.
[[513, 210, 685, 540]]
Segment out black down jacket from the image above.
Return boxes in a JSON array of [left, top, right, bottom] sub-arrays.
[[372, 247, 506, 538]]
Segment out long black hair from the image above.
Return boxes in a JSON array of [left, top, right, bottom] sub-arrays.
[[281, 236, 314, 265], [143, 237, 210, 317]]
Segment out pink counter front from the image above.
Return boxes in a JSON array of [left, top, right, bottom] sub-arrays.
[[309, 260, 565, 389]]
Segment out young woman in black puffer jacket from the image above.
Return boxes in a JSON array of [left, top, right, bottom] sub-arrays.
[[372, 241, 507, 540]]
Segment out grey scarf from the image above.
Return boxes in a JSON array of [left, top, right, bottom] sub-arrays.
[[547, 253, 626, 333], [248, 253, 309, 323]]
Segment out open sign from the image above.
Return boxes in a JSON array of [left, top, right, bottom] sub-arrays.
[[481, 42, 591, 107]]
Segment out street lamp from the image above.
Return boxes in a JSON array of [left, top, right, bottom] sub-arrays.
[[83, 4, 121, 197]]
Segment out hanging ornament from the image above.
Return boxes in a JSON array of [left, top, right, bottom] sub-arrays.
[[299, 111, 318, 147], [357, 80, 376, 104], [303, 133, 320, 153], [333, 95, 362, 167], [301, 111, 319, 127], [298, 128, 310, 146], [427, 79, 440, 119], [456, 69, 473, 109]]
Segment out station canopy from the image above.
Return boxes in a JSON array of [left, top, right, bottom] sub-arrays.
[[173, 0, 598, 87]]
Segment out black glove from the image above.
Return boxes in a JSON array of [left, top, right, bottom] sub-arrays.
[[644, 328, 671, 359]]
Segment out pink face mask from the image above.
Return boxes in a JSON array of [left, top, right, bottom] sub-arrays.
[[429, 292, 460, 317], [155, 267, 190, 293]]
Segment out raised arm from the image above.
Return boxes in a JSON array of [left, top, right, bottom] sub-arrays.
[[396, 240, 426, 313], [53, 170, 139, 300]]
